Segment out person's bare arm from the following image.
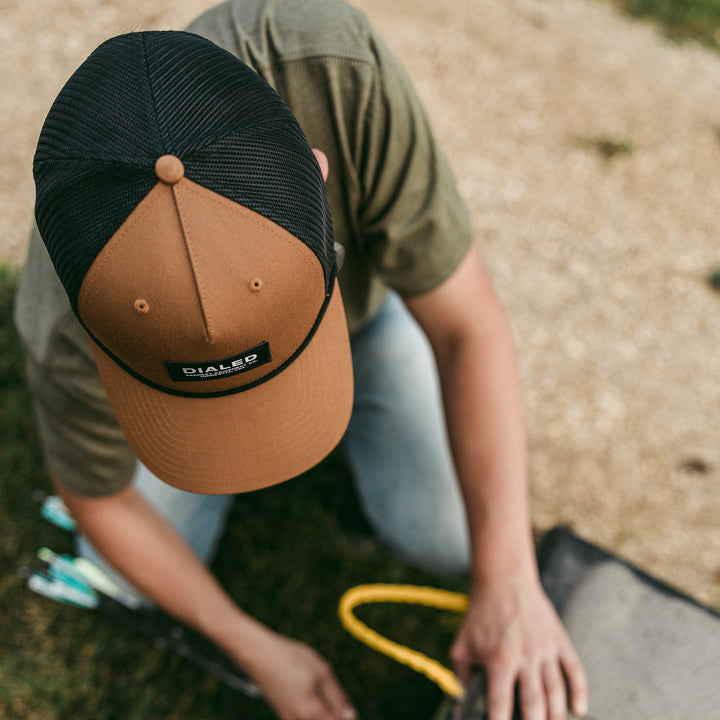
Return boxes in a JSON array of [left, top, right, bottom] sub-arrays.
[[405, 246, 588, 720], [56, 479, 356, 720]]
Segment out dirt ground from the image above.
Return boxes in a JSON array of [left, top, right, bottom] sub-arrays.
[[2, 0, 719, 607]]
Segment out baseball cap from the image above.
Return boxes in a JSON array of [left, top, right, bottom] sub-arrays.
[[33, 31, 354, 494]]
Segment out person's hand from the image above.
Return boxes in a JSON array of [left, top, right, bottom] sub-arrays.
[[450, 577, 588, 720], [244, 632, 358, 720]]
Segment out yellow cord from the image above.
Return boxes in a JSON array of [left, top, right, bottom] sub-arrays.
[[338, 584, 469, 698]]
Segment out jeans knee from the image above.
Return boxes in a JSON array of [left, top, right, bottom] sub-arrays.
[[399, 533, 471, 578], [372, 504, 470, 578]]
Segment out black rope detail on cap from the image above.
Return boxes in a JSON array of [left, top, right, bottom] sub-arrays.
[[84, 263, 339, 399]]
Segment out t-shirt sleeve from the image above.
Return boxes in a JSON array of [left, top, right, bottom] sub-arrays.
[[356, 30, 473, 297], [27, 355, 137, 498], [15, 226, 136, 497]]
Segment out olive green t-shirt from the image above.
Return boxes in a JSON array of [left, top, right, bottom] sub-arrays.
[[14, 0, 472, 497]]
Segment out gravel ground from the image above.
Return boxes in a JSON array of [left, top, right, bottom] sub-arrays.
[[2, 0, 719, 607]]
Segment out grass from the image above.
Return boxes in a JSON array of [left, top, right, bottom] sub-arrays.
[[709, 268, 720, 293], [613, 0, 720, 50], [575, 135, 637, 159], [0, 265, 466, 720]]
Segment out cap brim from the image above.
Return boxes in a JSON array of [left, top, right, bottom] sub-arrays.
[[89, 280, 353, 494]]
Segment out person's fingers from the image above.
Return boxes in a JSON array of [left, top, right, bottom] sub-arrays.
[[542, 660, 567, 720], [307, 699, 335, 720], [311, 148, 329, 181], [317, 673, 358, 720], [449, 638, 472, 688], [486, 659, 517, 720], [517, 666, 545, 720], [560, 645, 589, 718]]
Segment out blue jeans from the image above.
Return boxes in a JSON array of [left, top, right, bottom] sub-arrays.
[[78, 293, 470, 597]]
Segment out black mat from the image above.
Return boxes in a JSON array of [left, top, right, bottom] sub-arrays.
[[436, 526, 720, 720], [538, 526, 720, 720]]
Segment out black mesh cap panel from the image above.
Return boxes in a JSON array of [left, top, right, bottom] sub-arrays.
[[33, 31, 334, 311]]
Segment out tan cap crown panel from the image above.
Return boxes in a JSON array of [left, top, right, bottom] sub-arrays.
[[79, 179, 325, 393]]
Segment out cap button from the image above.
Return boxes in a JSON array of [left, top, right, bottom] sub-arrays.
[[155, 155, 185, 185]]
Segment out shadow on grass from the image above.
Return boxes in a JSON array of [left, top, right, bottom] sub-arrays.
[[0, 266, 466, 720]]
